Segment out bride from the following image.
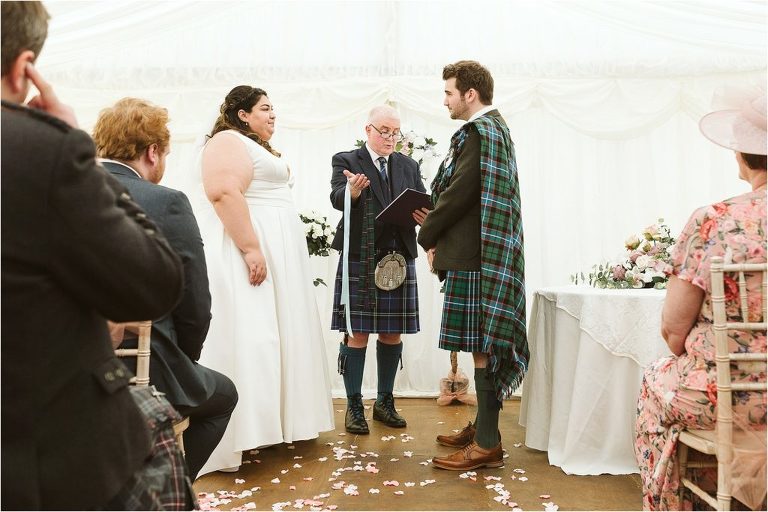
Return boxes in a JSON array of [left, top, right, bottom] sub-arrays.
[[195, 85, 334, 475]]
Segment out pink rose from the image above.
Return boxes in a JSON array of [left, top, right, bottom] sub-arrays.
[[712, 202, 728, 217], [699, 217, 717, 241], [612, 265, 626, 280]]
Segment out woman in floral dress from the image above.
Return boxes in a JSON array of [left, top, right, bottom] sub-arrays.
[[634, 92, 767, 510]]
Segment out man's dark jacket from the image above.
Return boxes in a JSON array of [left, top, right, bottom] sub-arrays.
[[1, 101, 183, 510], [330, 147, 426, 259], [104, 161, 217, 408]]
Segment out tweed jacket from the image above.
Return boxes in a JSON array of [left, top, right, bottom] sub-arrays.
[[417, 123, 482, 270], [330, 147, 426, 260], [105, 161, 217, 409], [1, 101, 184, 510]]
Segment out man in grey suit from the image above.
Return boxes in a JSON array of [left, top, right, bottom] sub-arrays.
[[1, 2, 185, 508], [93, 97, 238, 480]]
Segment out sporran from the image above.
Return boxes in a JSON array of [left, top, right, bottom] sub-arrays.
[[374, 252, 407, 291]]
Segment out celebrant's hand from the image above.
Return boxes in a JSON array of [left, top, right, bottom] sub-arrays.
[[244, 248, 268, 286], [25, 63, 79, 128], [343, 169, 370, 200], [427, 247, 436, 272], [413, 207, 430, 226]]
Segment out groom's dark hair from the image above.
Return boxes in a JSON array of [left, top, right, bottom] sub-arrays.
[[1, 1, 50, 77], [443, 60, 494, 105]]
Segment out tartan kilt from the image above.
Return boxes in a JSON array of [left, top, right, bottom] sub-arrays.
[[438, 270, 483, 352], [331, 252, 420, 334]]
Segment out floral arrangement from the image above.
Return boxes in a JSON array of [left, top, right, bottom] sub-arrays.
[[571, 219, 676, 289], [299, 210, 335, 286], [356, 129, 439, 180]]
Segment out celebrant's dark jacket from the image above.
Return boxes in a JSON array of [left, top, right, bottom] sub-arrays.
[[330, 146, 426, 259], [0, 101, 184, 510]]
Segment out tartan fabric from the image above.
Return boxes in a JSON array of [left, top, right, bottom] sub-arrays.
[[438, 270, 482, 352], [332, 254, 419, 334], [106, 386, 196, 511], [431, 114, 528, 400], [357, 190, 376, 310]]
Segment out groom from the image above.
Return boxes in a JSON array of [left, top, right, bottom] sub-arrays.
[[416, 60, 529, 470]]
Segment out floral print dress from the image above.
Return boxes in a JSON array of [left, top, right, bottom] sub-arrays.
[[634, 190, 767, 511]]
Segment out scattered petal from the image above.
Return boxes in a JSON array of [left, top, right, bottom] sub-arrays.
[[271, 478, 280, 484], [250, 487, 261, 492], [383, 480, 399, 487], [318, 457, 328, 462], [249, 449, 260, 454], [338, 432, 347, 436], [403, 451, 413, 458], [390, 458, 399, 462], [519, 476, 528, 482], [287, 445, 295, 449], [540, 494, 551, 499], [293, 463, 302, 468], [404, 482, 415, 487], [235, 478, 245, 484], [513, 443, 523, 448], [303, 477, 314, 481], [419, 461, 429, 466], [437, 421, 445, 424], [293, 455, 303, 459], [289, 485, 296, 490], [281, 469, 290, 474], [244, 503, 256, 510], [513, 468, 526, 474], [369, 488, 380, 494], [394, 490, 405, 495]]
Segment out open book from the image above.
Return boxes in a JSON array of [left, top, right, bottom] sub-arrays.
[[375, 188, 433, 228]]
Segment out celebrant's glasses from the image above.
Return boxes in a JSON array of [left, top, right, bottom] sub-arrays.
[[369, 124, 404, 142]]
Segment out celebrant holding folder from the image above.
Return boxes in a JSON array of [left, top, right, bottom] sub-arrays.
[[329, 105, 426, 434]]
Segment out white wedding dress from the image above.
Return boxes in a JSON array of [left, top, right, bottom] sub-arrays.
[[196, 130, 334, 476]]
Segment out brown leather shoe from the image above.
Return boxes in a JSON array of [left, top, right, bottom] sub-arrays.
[[432, 441, 504, 471], [436, 421, 476, 448]]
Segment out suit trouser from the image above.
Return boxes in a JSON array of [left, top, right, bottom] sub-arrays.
[[174, 369, 238, 479]]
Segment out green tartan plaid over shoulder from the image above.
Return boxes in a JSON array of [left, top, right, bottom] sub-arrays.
[[472, 114, 529, 400]]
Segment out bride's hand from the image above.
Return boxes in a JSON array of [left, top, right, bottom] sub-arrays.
[[243, 249, 267, 286]]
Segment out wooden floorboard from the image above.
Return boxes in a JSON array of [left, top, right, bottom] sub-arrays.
[[193, 398, 642, 511]]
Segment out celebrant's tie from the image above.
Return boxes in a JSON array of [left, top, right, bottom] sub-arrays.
[[377, 157, 391, 203]]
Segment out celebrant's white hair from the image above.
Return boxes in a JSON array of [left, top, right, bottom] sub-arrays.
[[368, 105, 400, 123]]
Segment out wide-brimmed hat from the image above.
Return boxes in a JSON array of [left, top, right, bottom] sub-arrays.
[[699, 92, 767, 156]]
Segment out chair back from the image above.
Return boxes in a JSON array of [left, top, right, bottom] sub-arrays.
[[709, 256, 767, 508], [111, 320, 152, 387]]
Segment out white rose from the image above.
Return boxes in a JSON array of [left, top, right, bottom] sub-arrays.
[[635, 255, 651, 269], [304, 224, 312, 235], [625, 235, 641, 250], [324, 226, 332, 236], [414, 136, 426, 147], [411, 148, 425, 162], [312, 225, 322, 238]]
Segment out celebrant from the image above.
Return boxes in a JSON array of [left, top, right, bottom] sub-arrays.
[[329, 105, 426, 434]]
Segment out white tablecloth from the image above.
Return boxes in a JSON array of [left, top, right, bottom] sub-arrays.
[[519, 285, 670, 475]]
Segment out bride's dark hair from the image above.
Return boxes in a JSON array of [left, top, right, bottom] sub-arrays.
[[210, 85, 281, 157]]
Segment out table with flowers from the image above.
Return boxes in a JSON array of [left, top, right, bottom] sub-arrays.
[[519, 285, 671, 475]]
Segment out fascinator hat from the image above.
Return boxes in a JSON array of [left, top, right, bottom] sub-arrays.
[[699, 87, 767, 156]]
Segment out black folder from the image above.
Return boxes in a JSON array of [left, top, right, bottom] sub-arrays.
[[375, 188, 433, 228]]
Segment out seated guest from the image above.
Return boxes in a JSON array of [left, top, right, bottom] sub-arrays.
[[92, 97, 239, 480], [1, 2, 185, 509], [634, 91, 767, 510]]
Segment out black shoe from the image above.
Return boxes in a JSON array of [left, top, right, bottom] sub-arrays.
[[373, 393, 407, 428], [345, 395, 369, 434]]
